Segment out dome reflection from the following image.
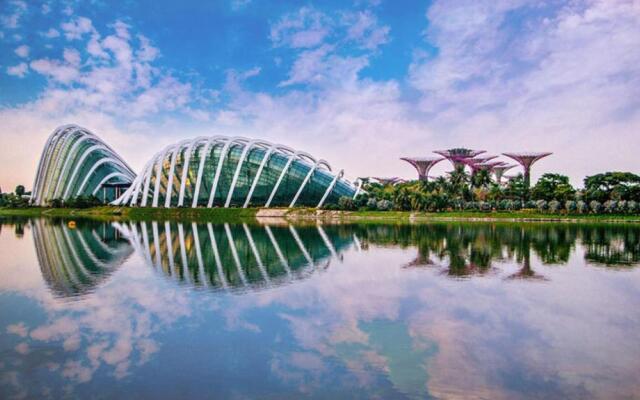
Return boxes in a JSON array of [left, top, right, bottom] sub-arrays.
[[32, 219, 134, 298]]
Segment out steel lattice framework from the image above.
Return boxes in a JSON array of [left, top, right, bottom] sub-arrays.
[[113, 136, 357, 208], [32, 125, 136, 206], [400, 157, 444, 181]]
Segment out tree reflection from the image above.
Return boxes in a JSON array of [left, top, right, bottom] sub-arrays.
[[353, 223, 640, 277]]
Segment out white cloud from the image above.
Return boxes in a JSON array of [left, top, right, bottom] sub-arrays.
[[344, 10, 390, 50], [7, 62, 28, 77], [41, 28, 60, 38], [61, 17, 94, 40], [30, 58, 80, 84], [63, 48, 81, 66], [405, 0, 640, 184], [14, 44, 28, 58], [0, 0, 27, 29], [271, 7, 331, 49]]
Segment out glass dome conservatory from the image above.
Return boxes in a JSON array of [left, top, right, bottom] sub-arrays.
[[114, 136, 358, 208], [31, 125, 136, 206]]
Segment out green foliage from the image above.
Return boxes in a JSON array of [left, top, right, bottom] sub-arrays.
[[584, 172, 640, 202], [505, 174, 527, 201], [348, 169, 640, 215], [14, 185, 25, 197], [536, 200, 548, 212], [548, 200, 562, 213], [337, 196, 355, 211], [565, 200, 577, 213], [604, 200, 617, 213], [577, 200, 588, 214], [532, 173, 575, 202]]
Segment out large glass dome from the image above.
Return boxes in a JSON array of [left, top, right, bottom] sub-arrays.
[[114, 137, 357, 208], [31, 125, 135, 206]]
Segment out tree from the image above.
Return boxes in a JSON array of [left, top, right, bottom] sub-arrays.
[[472, 169, 492, 189], [505, 174, 527, 201], [584, 172, 640, 202], [14, 185, 25, 197], [531, 173, 575, 202]]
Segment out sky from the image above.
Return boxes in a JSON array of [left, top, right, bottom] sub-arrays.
[[0, 0, 639, 191]]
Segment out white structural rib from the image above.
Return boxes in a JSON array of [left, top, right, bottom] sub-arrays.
[[62, 144, 109, 199], [91, 173, 129, 196], [44, 129, 82, 198], [75, 157, 128, 195], [225, 140, 258, 208], [140, 158, 159, 207], [178, 137, 207, 207], [34, 125, 135, 206], [52, 131, 89, 199], [152, 146, 173, 208], [289, 161, 319, 208], [191, 137, 221, 208], [104, 133, 355, 209], [316, 170, 343, 208], [207, 137, 249, 208], [164, 140, 190, 208], [243, 144, 276, 208], [265, 154, 296, 208]]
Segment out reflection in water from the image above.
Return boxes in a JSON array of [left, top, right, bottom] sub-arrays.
[[32, 219, 134, 298], [1, 219, 640, 399], [356, 224, 640, 277], [115, 222, 359, 292]]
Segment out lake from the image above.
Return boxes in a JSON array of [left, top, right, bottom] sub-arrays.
[[1, 218, 639, 399]]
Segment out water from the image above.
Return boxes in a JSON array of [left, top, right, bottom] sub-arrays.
[[1, 218, 639, 399]]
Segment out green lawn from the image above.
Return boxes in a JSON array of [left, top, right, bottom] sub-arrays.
[[1, 206, 639, 223]]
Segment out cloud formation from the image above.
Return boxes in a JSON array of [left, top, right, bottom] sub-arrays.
[[0, 0, 638, 190]]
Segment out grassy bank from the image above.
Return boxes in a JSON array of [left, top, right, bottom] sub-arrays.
[[0, 206, 259, 222], [2, 206, 640, 224]]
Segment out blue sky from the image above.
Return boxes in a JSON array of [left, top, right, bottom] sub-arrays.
[[1, 0, 639, 189]]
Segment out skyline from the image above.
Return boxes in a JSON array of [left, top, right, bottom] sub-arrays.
[[1, 0, 639, 190]]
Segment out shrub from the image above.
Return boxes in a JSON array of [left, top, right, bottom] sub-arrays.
[[338, 196, 355, 211], [565, 200, 577, 213], [366, 198, 378, 211], [590, 200, 603, 214], [627, 200, 638, 214], [536, 200, 548, 212], [479, 201, 491, 212], [604, 200, 617, 214], [498, 199, 510, 210], [354, 194, 369, 209], [577, 200, 588, 214], [512, 201, 522, 211], [464, 201, 478, 210], [548, 200, 561, 213], [376, 199, 393, 211], [524, 200, 537, 209], [617, 200, 627, 214]]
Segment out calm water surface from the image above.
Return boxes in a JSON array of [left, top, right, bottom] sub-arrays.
[[1, 218, 639, 399]]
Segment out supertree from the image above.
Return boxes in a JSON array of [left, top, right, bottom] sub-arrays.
[[434, 148, 486, 170], [502, 152, 552, 190], [372, 177, 406, 186], [492, 164, 516, 184], [400, 157, 444, 181], [464, 155, 499, 174]]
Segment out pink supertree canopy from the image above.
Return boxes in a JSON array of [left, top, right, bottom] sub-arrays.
[[400, 157, 445, 181]]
